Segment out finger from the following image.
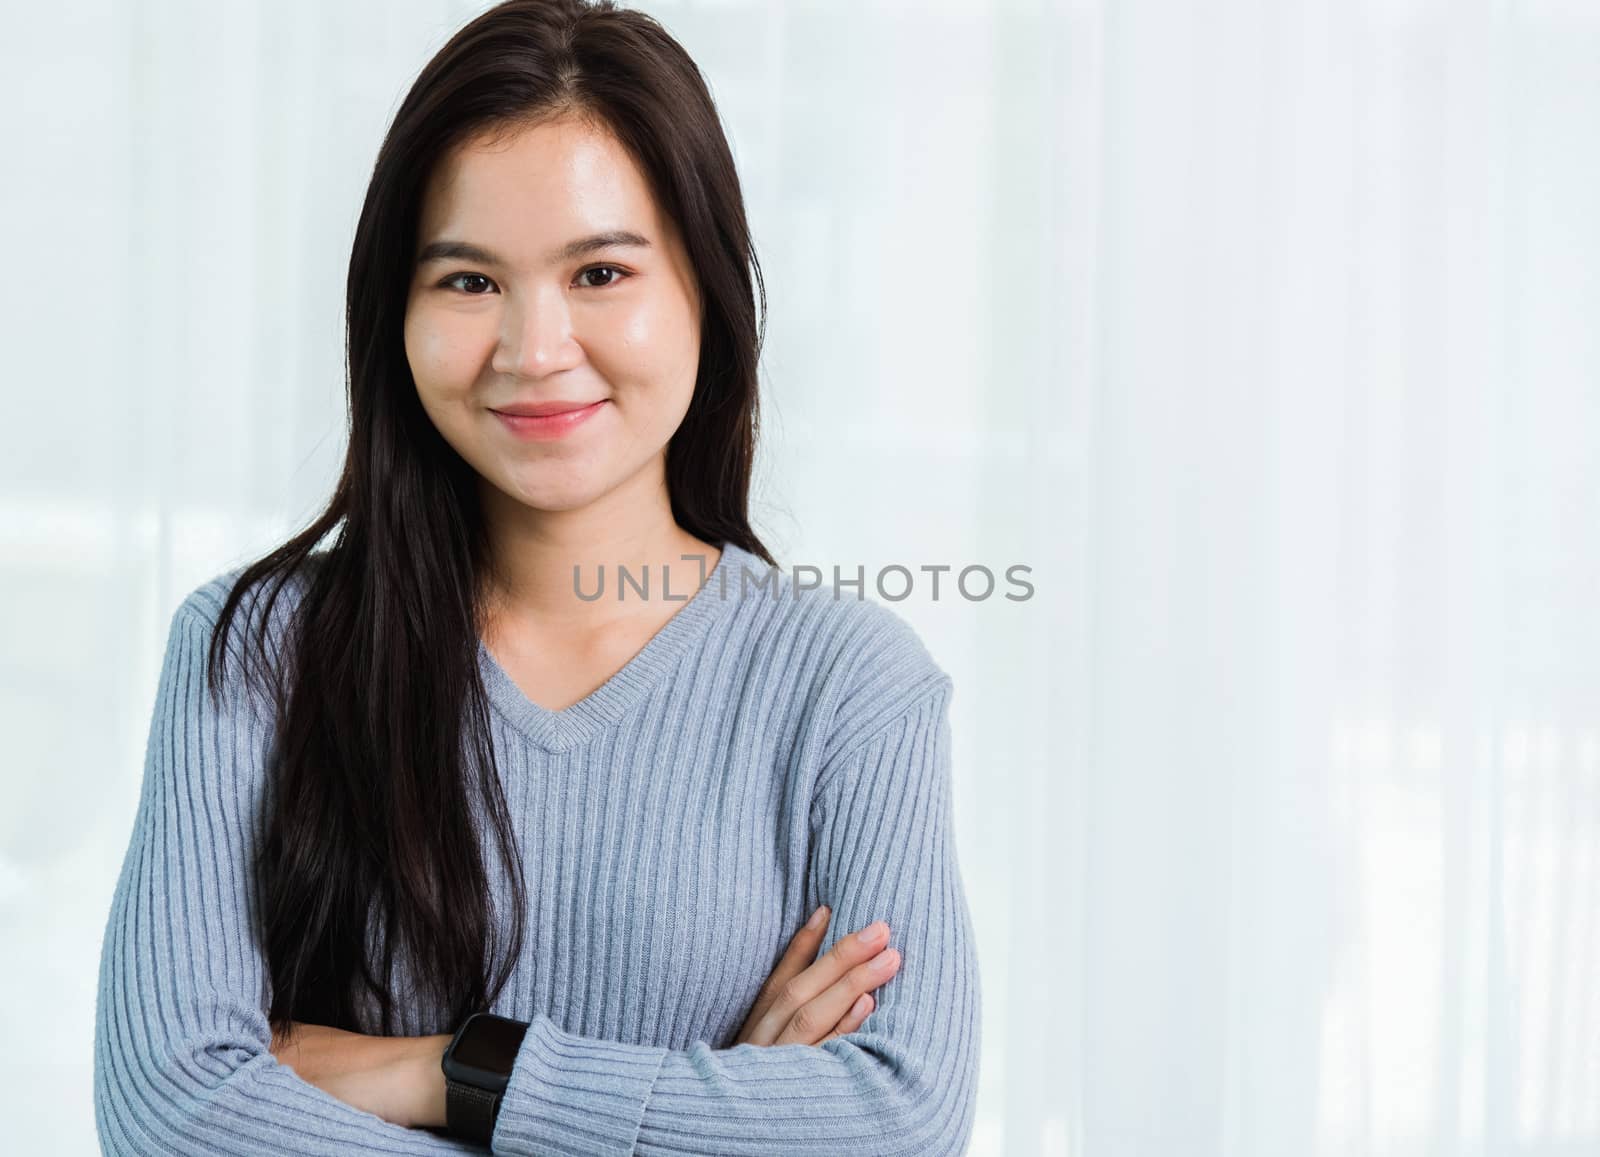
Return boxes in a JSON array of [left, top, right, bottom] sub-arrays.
[[758, 921, 889, 1036], [734, 907, 832, 1045], [746, 906, 832, 1024], [745, 921, 889, 1049], [742, 921, 896, 1043], [775, 945, 899, 1046], [820, 993, 875, 1043]]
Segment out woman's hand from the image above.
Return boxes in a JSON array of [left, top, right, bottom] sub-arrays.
[[269, 1021, 451, 1129], [733, 906, 902, 1047]]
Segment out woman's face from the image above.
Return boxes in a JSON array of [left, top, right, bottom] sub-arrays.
[[404, 115, 702, 516]]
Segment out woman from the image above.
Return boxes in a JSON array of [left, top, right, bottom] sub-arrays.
[[93, 1, 981, 1153]]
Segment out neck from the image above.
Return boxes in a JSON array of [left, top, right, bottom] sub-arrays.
[[476, 463, 720, 633]]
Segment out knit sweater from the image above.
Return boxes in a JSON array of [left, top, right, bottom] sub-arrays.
[[93, 540, 982, 1155]]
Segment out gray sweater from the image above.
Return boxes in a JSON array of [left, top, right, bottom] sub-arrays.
[[93, 540, 981, 1155]]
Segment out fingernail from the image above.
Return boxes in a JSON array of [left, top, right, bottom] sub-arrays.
[[856, 921, 887, 946], [871, 948, 900, 973], [807, 905, 829, 930]]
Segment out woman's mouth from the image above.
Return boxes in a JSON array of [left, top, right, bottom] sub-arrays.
[[489, 400, 608, 441]]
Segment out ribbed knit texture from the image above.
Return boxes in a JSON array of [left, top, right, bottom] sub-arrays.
[[93, 541, 981, 1155]]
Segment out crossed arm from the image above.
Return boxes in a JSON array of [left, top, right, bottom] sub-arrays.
[[94, 601, 981, 1154]]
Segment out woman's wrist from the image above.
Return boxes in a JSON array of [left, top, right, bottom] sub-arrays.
[[268, 1021, 454, 1130], [404, 1032, 453, 1129]]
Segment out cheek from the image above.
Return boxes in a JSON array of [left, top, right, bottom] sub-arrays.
[[605, 296, 701, 393], [405, 313, 482, 394]]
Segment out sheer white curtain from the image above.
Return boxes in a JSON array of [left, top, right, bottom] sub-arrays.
[[2, 1, 1596, 1153]]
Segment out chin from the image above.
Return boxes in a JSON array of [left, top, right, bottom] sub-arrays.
[[500, 477, 610, 514]]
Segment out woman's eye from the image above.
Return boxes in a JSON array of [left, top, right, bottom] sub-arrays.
[[441, 272, 496, 295], [576, 264, 630, 289]]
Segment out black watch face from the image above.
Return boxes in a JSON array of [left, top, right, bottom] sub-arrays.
[[444, 1013, 528, 1094]]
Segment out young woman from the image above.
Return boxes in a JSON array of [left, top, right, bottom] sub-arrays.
[[93, 1, 981, 1152]]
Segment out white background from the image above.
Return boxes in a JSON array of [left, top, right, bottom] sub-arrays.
[[1, 1, 1596, 1154]]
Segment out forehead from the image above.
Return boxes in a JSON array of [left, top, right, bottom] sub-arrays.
[[417, 117, 666, 255]]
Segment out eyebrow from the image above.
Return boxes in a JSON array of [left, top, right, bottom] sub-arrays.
[[414, 230, 652, 269]]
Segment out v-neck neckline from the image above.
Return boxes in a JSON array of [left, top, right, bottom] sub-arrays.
[[475, 541, 754, 753]]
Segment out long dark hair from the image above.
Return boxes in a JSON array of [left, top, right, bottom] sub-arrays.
[[204, 0, 775, 1042]]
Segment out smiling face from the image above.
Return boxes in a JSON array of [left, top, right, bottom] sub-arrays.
[[404, 114, 703, 518]]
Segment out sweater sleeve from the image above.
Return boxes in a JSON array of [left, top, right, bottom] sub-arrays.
[[93, 597, 482, 1155], [488, 678, 983, 1156]]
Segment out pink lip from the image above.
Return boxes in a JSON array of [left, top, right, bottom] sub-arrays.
[[490, 400, 608, 441]]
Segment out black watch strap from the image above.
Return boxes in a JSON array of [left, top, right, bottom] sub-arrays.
[[446, 1078, 502, 1144]]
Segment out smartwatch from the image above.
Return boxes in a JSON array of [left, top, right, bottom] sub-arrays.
[[440, 1012, 531, 1144]]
